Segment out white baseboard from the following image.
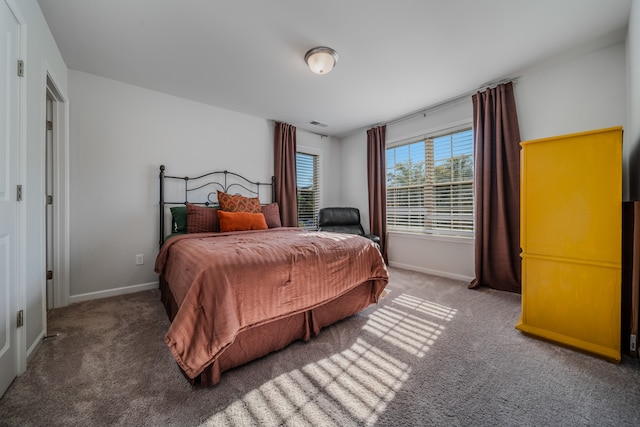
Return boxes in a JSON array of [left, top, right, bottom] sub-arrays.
[[26, 331, 45, 364], [388, 261, 474, 283], [69, 281, 159, 304]]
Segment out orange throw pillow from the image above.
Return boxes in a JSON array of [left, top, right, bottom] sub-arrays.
[[218, 210, 268, 232], [217, 191, 262, 213]]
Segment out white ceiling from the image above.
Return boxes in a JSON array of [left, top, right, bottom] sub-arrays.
[[38, 0, 632, 137]]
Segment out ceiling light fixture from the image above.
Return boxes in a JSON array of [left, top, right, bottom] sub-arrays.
[[304, 47, 338, 75]]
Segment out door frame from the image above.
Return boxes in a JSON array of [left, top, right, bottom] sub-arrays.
[[43, 73, 69, 311]]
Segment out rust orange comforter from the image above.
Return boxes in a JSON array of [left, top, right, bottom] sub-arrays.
[[154, 228, 388, 379]]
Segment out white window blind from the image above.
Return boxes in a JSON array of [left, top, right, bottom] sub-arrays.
[[386, 128, 474, 237], [296, 152, 320, 229]]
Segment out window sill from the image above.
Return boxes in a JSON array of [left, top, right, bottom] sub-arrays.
[[388, 230, 474, 245]]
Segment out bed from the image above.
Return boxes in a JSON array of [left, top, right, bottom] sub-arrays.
[[155, 165, 389, 386]]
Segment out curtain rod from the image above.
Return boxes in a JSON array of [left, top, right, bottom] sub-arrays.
[[379, 77, 519, 129]]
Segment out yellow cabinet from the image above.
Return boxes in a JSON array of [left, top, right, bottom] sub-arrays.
[[516, 127, 622, 361]]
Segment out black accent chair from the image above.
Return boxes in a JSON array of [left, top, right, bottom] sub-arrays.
[[317, 207, 380, 245]]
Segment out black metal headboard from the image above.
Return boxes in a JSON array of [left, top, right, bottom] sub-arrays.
[[159, 165, 275, 247]]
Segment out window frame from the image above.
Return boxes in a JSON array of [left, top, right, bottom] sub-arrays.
[[296, 145, 322, 230], [386, 124, 474, 239]]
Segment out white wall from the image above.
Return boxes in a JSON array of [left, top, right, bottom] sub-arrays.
[[628, 1, 640, 200], [68, 70, 341, 300], [517, 44, 626, 142], [516, 42, 628, 197], [13, 0, 68, 361], [340, 42, 627, 281]]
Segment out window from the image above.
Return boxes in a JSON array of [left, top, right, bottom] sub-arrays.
[[386, 128, 473, 237], [296, 151, 320, 230]]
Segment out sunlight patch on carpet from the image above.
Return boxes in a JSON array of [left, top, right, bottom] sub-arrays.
[[202, 292, 457, 426], [393, 293, 457, 321], [363, 293, 455, 357]]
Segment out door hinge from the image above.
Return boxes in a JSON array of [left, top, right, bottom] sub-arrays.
[[47, 120, 53, 131], [17, 310, 24, 328], [17, 60, 24, 77], [47, 195, 53, 205], [16, 185, 22, 201], [46, 270, 53, 280]]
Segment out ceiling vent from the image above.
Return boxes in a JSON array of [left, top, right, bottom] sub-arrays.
[[309, 120, 328, 128]]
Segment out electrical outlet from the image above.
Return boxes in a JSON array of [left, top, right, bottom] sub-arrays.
[[135, 254, 144, 266], [631, 334, 637, 352]]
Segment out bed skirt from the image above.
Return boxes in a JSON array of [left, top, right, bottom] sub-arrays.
[[159, 274, 378, 386]]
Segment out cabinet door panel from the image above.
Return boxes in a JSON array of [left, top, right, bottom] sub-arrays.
[[522, 132, 621, 264], [521, 257, 620, 353]]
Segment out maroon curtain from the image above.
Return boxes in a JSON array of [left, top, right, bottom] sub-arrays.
[[469, 82, 521, 293], [367, 125, 388, 263], [274, 122, 298, 227]]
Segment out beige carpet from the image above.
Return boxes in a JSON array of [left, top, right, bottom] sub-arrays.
[[1, 267, 639, 426]]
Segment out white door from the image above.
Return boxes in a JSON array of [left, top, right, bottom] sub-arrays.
[[0, 0, 21, 397]]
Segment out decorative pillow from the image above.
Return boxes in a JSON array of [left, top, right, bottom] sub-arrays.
[[261, 202, 282, 228], [217, 190, 262, 213], [186, 203, 220, 233], [170, 206, 188, 233], [218, 210, 268, 232]]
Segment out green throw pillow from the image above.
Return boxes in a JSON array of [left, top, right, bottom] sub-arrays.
[[170, 206, 188, 233]]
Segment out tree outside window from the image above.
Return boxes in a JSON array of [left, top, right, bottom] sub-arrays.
[[386, 128, 473, 237]]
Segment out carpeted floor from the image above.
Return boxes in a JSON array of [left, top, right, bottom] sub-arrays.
[[1, 267, 639, 426]]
